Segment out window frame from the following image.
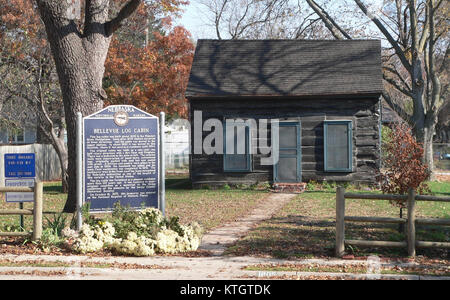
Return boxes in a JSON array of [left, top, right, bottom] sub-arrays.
[[8, 128, 25, 144], [223, 120, 252, 173], [323, 120, 353, 172]]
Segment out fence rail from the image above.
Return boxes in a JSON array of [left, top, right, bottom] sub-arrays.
[[0, 182, 43, 241], [335, 187, 450, 258]]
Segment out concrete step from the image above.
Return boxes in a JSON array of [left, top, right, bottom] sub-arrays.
[[272, 183, 307, 194]]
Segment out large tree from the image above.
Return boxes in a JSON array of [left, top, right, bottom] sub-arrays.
[[35, 0, 184, 212], [304, 0, 449, 173]]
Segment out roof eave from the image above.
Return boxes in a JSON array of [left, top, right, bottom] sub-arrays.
[[186, 91, 383, 100]]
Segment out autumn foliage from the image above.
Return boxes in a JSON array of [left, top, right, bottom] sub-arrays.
[[380, 123, 431, 205], [0, 0, 48, 67], [104, 22, 194, 118]]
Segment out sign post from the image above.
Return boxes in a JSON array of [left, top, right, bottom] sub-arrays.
[[4, 153, 36, 230], [160, 112, 166, 216], [82, 105, 160, 212], [76, 112, 83, 230]]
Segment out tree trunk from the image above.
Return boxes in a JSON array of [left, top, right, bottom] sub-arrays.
[[36, 0, 142, 212], [53, 132, 69, 193], [422, 116, 437, 175], [37, 1, 111, 212], [39, 121, 70, 193]]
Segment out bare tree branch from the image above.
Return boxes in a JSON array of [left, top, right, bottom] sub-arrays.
[[216, 0, 229, 39], [305, 0, 352, 40], [427, 0, 442, 114], [353, 0, 412, 72], [105, 0, 142, 36], [383, 73, 413, 97], [418, 2, 429, 52], [383, 65, 412, 91], [382, 91, 412, 125], [439, 43, 450, 74]]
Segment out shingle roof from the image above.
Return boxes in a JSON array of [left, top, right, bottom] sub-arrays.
[[186, 39, 383, 98]]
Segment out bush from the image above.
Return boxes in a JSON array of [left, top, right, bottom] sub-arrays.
[[67, 205, 202, 256], [44, 213, 67, 237], [379, 122, 431, 207], [322, 181, 336, 191], [36, 228, 64, 252]]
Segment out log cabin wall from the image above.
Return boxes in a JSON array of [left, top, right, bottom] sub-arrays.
[[189, 96, 381, 188]]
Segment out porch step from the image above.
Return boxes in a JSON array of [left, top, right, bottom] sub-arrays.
[[273, 182, 307, 194]]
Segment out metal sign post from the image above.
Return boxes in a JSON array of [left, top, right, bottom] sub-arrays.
[[160, 112, 166, 216], [76, 112, 83, 231]]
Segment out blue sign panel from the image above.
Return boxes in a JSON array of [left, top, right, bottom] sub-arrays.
[[83, 105, 159, 212], [4, 153, 36, 178]]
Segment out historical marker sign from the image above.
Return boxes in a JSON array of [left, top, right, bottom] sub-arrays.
[[83, 105, 159, 212]]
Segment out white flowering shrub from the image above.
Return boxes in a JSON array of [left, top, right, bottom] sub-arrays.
[[72, 222, 117, 254], [70, 206, 203, 256], [110, 232, 156, 257], [62, 227, 79, 239]]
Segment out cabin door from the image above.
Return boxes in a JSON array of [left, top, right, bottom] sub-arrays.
[[274, 122, 302, 183]]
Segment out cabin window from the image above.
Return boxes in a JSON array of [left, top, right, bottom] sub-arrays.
[[223, 121, 252, 172], [8, 128, 25, 144], [324, 121, 353, 172]]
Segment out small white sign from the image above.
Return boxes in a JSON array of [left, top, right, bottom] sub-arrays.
[[5, 179, 35, 203]]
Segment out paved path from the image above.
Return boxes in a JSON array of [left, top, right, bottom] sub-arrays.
[[199, 193, 295, 255], [1, 254, 449, 280]]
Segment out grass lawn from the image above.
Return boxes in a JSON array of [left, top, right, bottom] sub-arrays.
[[0, 174, 270, 234], [225, 181, 450, 260]]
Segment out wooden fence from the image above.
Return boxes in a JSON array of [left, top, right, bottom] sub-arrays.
[[335, 187, 450, 258], [0, 182, 43, 241]]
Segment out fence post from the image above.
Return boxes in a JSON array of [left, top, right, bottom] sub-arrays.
[[32, 181, 43, 241], [336, 187, 346, 257], [407, 188, 416, 258]]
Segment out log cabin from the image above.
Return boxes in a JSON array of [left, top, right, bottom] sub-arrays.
[[186, 39, 383, 189]]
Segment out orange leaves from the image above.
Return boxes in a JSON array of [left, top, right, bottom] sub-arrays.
[[380, 123, 431, 206], [0, 1, 48, 61], [104, 26, 194, 118], [0, 0, 41, 32]]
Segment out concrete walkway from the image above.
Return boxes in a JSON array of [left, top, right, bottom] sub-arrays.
[[0, 254, 449, 280], [199, 193, 295, 255]]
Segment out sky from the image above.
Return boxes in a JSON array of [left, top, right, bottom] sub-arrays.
[[173, 0, 389, 42], [174, 1, 217, 41]]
